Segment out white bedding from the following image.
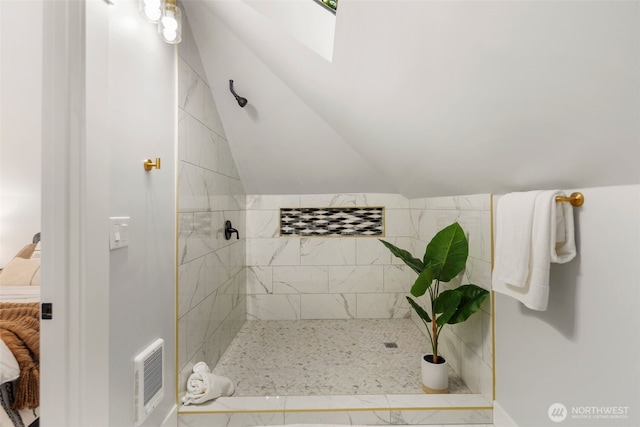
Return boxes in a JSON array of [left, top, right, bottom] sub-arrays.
[[0, 286, 40, 303]]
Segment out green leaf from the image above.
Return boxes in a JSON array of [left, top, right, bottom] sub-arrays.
[[446, 285, 490, 324], [379, 239, 424, 274], [423, 222, 468, 282], [410, 268, 434, 297], [406, 296, 431, 323], [433, 289, 463, 326]]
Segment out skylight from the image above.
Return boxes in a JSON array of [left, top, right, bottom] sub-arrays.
[[314, 0, 338, 13]]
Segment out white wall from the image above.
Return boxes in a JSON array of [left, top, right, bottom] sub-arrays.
[[495, 184, 640, 426], [244, 0, 335, 61], [0, 0, 42, 267], [186, 1, 638, 198], [102, 1, 177, 425]]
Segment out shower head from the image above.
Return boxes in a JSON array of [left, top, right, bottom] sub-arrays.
[[229, 80, 248, 108]]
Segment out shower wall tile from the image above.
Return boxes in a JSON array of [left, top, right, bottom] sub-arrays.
[[356, 293, 410, 319], [452, 310, 483, 356], [178, 162, 209, 212], [300, 293, 357, 319], [179, 113, 216, 170], [299, 193, 357, 207], [246, 193, 416, 320], [284, 406, 389, 425], [464, 258, 492, 293], [204, 246, 230, 295], [383, 264, 413, 292], [200, 129, 220, 173], [460, 343, 484, 399], [481, 311, 493, 366], [409, 198, 427, 209], [203, 86, 226, 139], [355, 238, 392, 265], [246, 194, 301, 210], [178, 317, 187, 372], [390, 407, 492, 424], [178, 57, 205, 122], [246, 210, 280, 238], [410, 207, 437, 239], [247, 238, 300, 266], [458, 210, 488, 261], [273, 266, 329, 294], [217, 139, 238, 179], [178, 257, 206, 317], [246, 266, 273, 294], [178, 20, 246, 399], [388, 237, 414, 266], [328, 265, 383, 293], [385, 209, 415, 237], [228, 239, 245, 277], [478, 355, 494, 400], [300, 238, 356, 265], [247, 294, 301, 320], [179, 412, 284, 427], [356, 192, 410, 208], [229, 180, 246, 211], [411, 193, 493, 396]]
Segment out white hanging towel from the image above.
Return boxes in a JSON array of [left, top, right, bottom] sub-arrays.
[[492, 190, 576, 311], [182, 362, 235, 405]]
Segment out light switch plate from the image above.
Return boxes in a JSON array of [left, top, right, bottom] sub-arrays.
[[109, 216, 130, 250]]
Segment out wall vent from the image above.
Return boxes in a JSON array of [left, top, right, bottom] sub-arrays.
[[133, 338, 164, 426]]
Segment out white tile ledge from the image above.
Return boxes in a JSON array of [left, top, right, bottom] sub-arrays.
[[178, 393, 492, 413]]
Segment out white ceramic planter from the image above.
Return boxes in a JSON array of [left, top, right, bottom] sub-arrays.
[[421, 354, 449, 394]]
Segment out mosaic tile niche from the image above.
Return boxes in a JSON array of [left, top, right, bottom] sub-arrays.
[[280, 207, 384, 237]]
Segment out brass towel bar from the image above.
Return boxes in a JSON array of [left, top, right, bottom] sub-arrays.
[[555, 192, 584, 207]]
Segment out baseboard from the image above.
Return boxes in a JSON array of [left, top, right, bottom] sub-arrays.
[[494, 401, 519, 427], [160, 404, 178, 427]]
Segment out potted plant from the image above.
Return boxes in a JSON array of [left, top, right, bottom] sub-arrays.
[[380, 222, 489, 394]]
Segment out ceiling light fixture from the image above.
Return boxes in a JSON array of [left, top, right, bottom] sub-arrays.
[[139, 0, 163, 23], [159, 0, 182, 44]]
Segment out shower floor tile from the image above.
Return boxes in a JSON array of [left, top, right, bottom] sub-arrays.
[[212, 319, 471, 396]]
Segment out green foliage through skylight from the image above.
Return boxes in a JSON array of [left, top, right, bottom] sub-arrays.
[[322, 0, 337, 12]]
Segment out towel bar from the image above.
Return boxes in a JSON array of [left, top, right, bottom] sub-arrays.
[[555, 192, 584, 207]]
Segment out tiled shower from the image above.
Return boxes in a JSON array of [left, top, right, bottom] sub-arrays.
[[245, 192, 493, 396], [177, 16, 492, 425]]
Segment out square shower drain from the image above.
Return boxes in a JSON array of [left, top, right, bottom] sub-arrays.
[[384, 342, 398, 348]]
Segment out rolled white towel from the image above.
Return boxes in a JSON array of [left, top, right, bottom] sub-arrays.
[[183, 372, 235, 405], [192, 361, 210, 374]]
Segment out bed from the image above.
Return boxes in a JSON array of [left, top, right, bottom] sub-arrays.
[[0, 235, 41, 427]]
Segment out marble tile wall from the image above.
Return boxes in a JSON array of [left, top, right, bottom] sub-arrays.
[[409, 194, 493, 398], [245, 193, 415, 320], [177, 18, 247, 399]]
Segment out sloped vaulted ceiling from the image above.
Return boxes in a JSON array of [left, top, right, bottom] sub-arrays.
[[184, 0, 639, 198]]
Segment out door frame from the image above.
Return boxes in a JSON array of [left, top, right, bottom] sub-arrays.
[[40, 0, 110, 425]]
